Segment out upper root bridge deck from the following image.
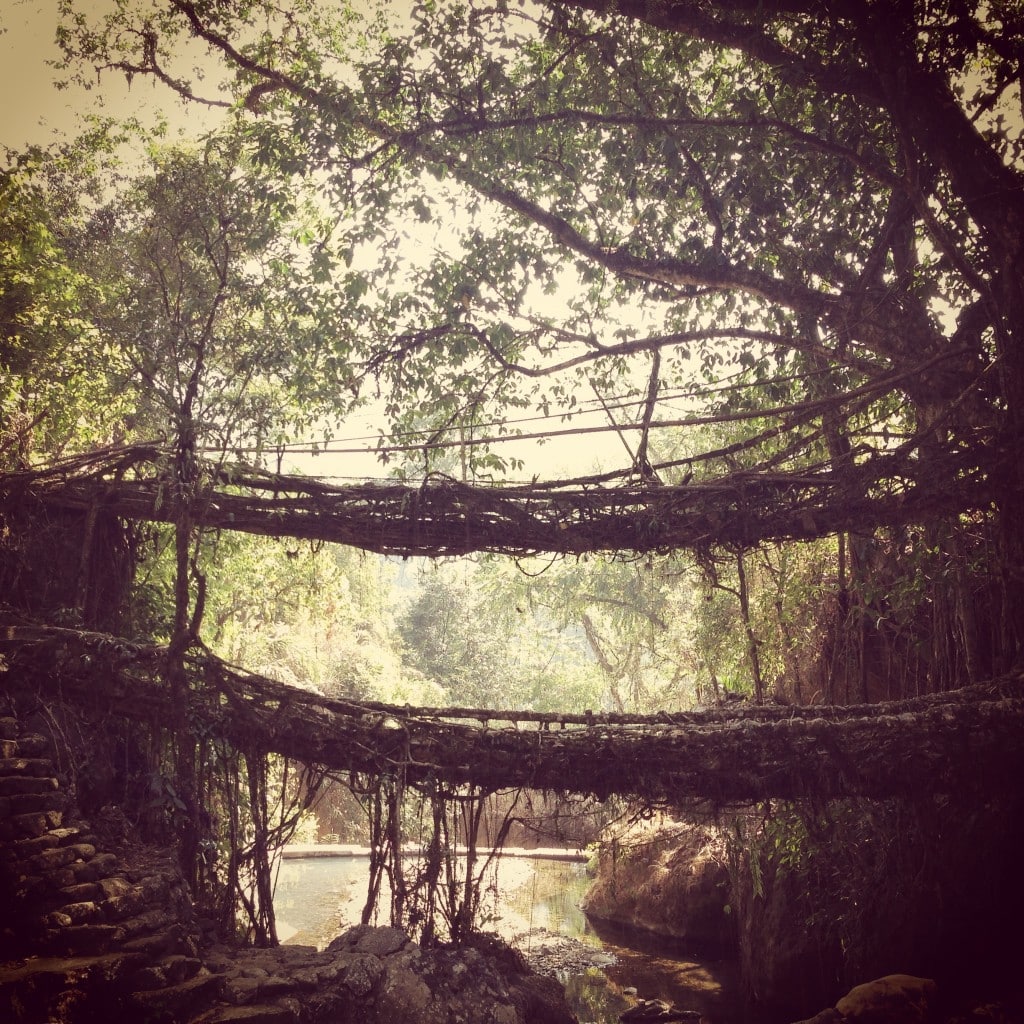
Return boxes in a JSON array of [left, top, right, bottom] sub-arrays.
[[0, 441, 1005, 558]]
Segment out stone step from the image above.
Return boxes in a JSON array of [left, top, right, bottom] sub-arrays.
[[27, 864, 79, 897], [0, 809, 64, 840], [137, 872, 174, 902], [11, 733, 52, 758], [42, 922, 126, 957], [194, 1003, 299, 1023], [32, 874, 150, 923], [70, 850, 119, 883], [120, 923, 188, 958], [161, 954, 204, 984], [49, 899, 105, 926], [129, 971, 221, 1022], [119, 906, 182, 940], [6, 852, 84, 888], [0, 756, 56, 777], [221, 971, 297, 1005], [21, 841, 95, 875], [99, 874, 134, 899], [0, 774, 59, 796], [5, 790, 66, 815], [11, 872, 49, 902], [0, 951, 145, 1023], [102, 886, 150, 922], [7, 825, 84, 857], [57, 880, 104, 903], [133, 954, 205, 992]]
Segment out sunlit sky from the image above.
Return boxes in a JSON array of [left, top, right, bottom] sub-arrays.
[[2, 2, 77, 147]]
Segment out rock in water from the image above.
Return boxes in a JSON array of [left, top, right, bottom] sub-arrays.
[[835, 974, 938, 1023]]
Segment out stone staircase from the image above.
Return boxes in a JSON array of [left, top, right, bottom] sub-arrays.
[[0, 712, 213, 1022]]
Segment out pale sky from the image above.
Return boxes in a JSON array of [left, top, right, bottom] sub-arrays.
[[1, 1, 80, 148], [0, 0, 225, 151]]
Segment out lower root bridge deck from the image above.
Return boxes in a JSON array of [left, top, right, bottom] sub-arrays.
[[5, 624, 1023, 806]]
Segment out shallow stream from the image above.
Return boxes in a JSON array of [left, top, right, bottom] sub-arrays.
[[274, 852, 744, 1023]]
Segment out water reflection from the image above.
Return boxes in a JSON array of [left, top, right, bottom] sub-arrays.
[[579, 918, 741, 1024], [274, 854, 743, 1023]]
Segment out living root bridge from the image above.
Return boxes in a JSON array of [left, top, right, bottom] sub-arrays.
[[0, 441, 1007, 557], [6, 625, 1024, 805]]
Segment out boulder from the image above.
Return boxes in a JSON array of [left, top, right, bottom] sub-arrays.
[[192, 929, 575, 1024], [789, 1011, 844, 1024], [835, 974, 938, 1023], [328, 923, 410, 958], [582, 818, 733, 949]]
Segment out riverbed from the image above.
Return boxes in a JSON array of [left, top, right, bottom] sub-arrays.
[[273, 850, 744, 1023]]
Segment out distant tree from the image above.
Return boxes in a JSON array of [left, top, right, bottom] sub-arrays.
[[398, 562, 605, 711], [476, 553, 699, 712]]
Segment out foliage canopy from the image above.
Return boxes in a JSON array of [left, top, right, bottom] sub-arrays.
[[6, 0, 1022, 685], [45, 0, 1021, 500], [3, 0, 1024, 958]]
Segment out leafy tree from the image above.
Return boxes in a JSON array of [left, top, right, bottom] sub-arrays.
[[55, 0, 1024, 677], [0, 132, 133, 465], [87, 141, 349, 457]]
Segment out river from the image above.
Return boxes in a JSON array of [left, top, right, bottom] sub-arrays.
[[273, 850, 744, 1023]]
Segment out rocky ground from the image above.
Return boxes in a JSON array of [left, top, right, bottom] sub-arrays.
[[511, 927, 618, 979]]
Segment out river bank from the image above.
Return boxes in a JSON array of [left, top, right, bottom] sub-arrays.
[[280, 844, 588, 861]]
